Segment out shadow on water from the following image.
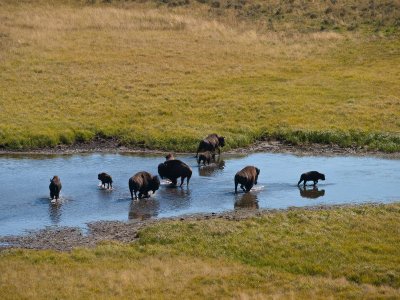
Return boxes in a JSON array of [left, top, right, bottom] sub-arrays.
[[234, 192, 259, 209], [129, 199, 160, 220], [49, 201, 62, 224], [298, 186, 326, 199]]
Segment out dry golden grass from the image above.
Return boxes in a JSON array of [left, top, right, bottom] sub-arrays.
[[0, 1, 399, 151], [1, 204, 400, 299]]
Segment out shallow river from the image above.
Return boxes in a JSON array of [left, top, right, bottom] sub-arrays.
[[0, 152, 399, 236]]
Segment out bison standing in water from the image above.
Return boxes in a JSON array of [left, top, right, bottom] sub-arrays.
[[197, 151, 215, 166], [234, 166, 260, 194], [165, 153, 175, 161], [98, 172, 113, 189], [297, 171, 325, 187], [196, 134, 225, 157], [129, 171, 160, 200], [49, 176, 62, 201], [158, 159, 192, 187]]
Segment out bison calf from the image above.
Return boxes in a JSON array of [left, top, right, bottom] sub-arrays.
[[49, 176, 62, 200], [297, 171, 325, 187], [197, 151, 215, 166], [158, 159, 192, 187], [98, 172, 113, 189], [129, 171, 160, 200], [234, 166, 260, 194], [165, 153, 175, 161]]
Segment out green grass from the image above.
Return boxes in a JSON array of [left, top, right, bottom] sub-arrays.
[[1, 203, 400, 298], [0, 0, 399, 152]]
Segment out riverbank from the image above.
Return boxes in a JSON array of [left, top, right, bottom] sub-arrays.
[[1, 137, 400, 158], [0, 202, 397, 251], [1, 203, 399, 298]]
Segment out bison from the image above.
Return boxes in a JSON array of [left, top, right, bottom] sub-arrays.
[[197, 151, 215, 166], [49, 176, 62, 201], [158, 159, 192, 187], [129, 171, 160, 200], [234, 166, 260, 194], [165, 153, 175, 161], [196, 133, 225, 157], [98, 172, 113, 189], [297, 171, 325, 187]]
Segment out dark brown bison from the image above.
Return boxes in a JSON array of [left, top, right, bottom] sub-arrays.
[[234, 166, 260, 194], [196, 133, 225, 157], [297, 171, 325, 187], [49, 176, 62, 200], [98, 172, 113, 189], [165, 153, 175, 161], [298, 186, 325, 199], [197, 151, 215, 166], [129, 171, 160, 200], [158, 159, 192, 187]]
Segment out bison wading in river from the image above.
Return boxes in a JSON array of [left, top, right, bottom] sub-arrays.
[[196, 134, 225, 157], [129, 171, 160, 200], [197, 151, 215, 166], [49, 176, 62, 200], [158, 159, 192, 187], [98, 172, 113, 189], [297, 171, 325, 187], [234, 166, 260, 194]]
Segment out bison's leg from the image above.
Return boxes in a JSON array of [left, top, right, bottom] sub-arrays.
[[234, 180, 238, 194], [171, 178, 177, 186], [313, 180, 318, 186], [130, 189, 134, 200], [180, 176, 185, 187], [303, 180, 307, 187], [240, 185, 246, 192], [138, 192, 143, 199], [245, 183, 253, 192]]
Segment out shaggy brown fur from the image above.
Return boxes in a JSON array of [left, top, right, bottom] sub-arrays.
[[98, 172, 113, 189], [158, 159, 192, 187], [128, 171, 160, 200], [49, 176, 62, 200], [234, 166, 260, 194], [297, 171, 325, 186], [197, 151, 215, 166], [196, 133, 225, 157]]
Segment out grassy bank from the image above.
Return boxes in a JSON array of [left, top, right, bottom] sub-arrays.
[[1, 203, 400, 298], [0, 0, 399, 152]]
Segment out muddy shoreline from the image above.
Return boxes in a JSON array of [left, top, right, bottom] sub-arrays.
[[0, 203, 393, 252], [0, 138, 399, 158]]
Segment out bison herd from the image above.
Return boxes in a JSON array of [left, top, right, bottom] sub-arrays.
[[49, 134, 326, 201]]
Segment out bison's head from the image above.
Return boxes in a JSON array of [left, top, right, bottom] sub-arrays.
[[319, 173, 325, 181], [218, 136, 225, 147], [158, 163, 166, 179], [165, 153, 174, 161], [98, 173, 104, 180], [255, 167, 260, 185], [151, 176, 161, 193]]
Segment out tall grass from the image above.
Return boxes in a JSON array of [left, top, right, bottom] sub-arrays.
[[0, 1, 399, 151], [1, 204, 400, 298]]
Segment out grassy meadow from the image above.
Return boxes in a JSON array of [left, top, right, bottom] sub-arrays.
[[1, 203, 400, 298], [0, 0, 399, 151]]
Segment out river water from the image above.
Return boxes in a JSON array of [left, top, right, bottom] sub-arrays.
[[0, 152, 399, 236]]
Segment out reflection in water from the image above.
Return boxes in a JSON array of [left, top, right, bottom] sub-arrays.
[[198, 159, 225, 177], [234, 192, 259, 209], [298, 186, 325, 199], [159, 186, 191, 211], [129, 199, 160, 220], [49, 201, 62, 224]]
